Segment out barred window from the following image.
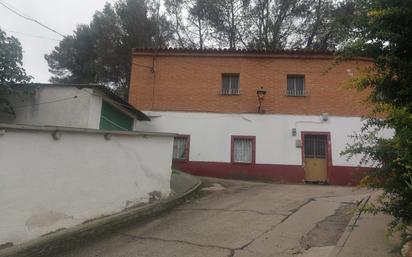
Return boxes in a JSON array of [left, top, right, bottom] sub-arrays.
[[287, 75, 305, 96], [173, 135, 190, 161], [304, 135, 327, 159], [232, 136, 255, 163], [221, 74, 240, 95]]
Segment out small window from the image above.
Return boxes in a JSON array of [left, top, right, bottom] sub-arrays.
[[173, 135, 190, 161], [231, 136, 256, 164], [304, 135, 327, 159], [221, 74, 240, 95], [287, 75, 306, 96]]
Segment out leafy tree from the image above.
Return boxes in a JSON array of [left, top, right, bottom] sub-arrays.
[[0, 29, 32, 116], [201, 0, 253, 49], [164, 0, 188, 47], [0, 29, 31, 87], [45, 0, 171, 99], [249, 0, 303, 49], [165, 0, 212, 49], [188, 0, 212, 49], [298, 0, 356, 50], [185, 0, 357, 50], [45, 25, 97, 84], [342, 0, 412, 243]]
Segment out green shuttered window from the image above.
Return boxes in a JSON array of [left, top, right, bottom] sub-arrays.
[[99, 100, 133, 131]]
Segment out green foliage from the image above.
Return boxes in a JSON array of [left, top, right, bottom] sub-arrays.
[[0, 29, 32, 116], [342, 0, 412, 243], [200, 0, 253, 49], [165, 0, 358, 50], [45, 0, 172, 99], [294, 0, 357, 50], [0, 29, 32, 87]]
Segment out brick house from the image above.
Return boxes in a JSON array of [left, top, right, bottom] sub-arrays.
[[129, 48, 377, 185]]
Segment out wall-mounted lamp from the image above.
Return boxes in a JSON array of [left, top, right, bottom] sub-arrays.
[[256, 87, 267, 113], [52, 130, 61, 140]]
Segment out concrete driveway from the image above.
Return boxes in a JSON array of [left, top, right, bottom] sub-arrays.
[[61, 177, 372, 257]]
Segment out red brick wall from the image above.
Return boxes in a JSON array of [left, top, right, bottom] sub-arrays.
[[129, 51, 372, 116]]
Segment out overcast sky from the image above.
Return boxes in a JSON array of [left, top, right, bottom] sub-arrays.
[[1, 0, 116, 82]]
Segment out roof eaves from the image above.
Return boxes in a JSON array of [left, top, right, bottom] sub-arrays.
[[132, 47, 337, 56], [86, 85, 151, 121]]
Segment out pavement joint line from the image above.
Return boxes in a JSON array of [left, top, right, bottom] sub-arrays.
[[312, 195, 338, 199], [119, 232, 236, 252], [174, 208, 288, 216], [315, 200, 360, 204], [238, 198, 315, 251], [284, 198, 315, 222]]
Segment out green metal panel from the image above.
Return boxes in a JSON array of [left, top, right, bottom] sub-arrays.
[[99, 100, 133, 131]]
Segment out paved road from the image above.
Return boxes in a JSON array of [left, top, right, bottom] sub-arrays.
[[61, 178, 373, 257]]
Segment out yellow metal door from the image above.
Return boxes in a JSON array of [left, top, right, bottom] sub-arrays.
[[304, 158, 327, 181], [304, 135, 328, 182]]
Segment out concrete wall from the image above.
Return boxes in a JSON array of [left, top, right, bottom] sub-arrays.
[[0, 86, 100, 129], [0, 126, 174, 245]]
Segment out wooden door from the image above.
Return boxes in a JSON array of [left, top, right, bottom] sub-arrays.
[[304, 135, 328, 182]]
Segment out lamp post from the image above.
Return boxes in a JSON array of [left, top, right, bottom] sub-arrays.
[[256, 87, 267, 113]]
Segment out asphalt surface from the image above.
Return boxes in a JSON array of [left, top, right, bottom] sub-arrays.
[[60, 177, 373, 257]]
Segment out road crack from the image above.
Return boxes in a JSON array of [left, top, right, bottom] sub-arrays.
[[238, 198, 315, 250], [175, 208, 287, 216], [120, 232, 234, 252]]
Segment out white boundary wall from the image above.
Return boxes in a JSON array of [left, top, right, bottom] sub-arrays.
[[0, 86, 136, 130], [0, 126, 174, 245], [135, 111, 393, 167]]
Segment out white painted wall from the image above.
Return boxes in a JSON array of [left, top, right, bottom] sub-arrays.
[[0, 86, 98, 128], [0, 127, 173, 245], [87, 91, 104, 129], [135, 111, 393, 167]]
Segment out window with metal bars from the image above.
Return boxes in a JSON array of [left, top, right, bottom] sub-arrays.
[[173, 135, 190, 161], [221, 74, 240, 95], [287, 75, 306, 96], [304, 135, 327, 158], [231, 136, 255, 163]]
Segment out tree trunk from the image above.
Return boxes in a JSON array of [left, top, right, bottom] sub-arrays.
[[306, 0, 323, 49]]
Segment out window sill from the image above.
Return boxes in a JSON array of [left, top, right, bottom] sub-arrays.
[[221, 89, 241, 95], [285, 90, 309, 97], [221, 93, 241, 96], [285, 94, 308, 97], [231, 161, 255, 165]]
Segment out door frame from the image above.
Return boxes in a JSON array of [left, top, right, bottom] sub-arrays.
[[300, 131, 332, 182]]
